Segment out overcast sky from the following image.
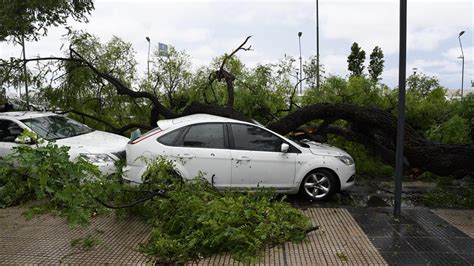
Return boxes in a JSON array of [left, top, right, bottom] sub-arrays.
[[1, 0, 473, 90]]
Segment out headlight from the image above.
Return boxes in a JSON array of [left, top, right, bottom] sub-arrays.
[[80, 153, 115, 164], [336, 155, 354, 165]]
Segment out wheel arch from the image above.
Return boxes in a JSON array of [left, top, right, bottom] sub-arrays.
[[299, 167, 341, 193]]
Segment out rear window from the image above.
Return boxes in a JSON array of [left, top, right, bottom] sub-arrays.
[[157, 128, 183, 146]]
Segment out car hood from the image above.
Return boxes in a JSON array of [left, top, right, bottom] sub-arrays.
[[305, 141, 349, 157], [55, 130, 128, 158]]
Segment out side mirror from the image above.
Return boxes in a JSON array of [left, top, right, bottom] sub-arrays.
[[281, 143, 289, 153], [14, 136, 33, 144]]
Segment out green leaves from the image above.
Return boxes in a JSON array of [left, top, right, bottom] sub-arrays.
[[0, 0, 94, 42], [347, 42, 366, 77], [131, 159, 313, 263], [0, 130, 120, 225]]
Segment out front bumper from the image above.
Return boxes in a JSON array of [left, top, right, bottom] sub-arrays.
[[122, 165, 146, 184], [337, 164, 356, 191]]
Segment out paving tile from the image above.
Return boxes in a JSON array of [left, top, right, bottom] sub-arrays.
[[0, 207, 151, 264], [434, 209, 474, 238], [350, 207, 474, 266], [192, 208, 387, 265]]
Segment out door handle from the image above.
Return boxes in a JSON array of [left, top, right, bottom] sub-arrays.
[[237, 156, 251, 161], [178, 153, 193, 159]]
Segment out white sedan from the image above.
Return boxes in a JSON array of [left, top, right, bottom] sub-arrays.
[[123, 114, 356, 200], [0, 112, 129, 176]]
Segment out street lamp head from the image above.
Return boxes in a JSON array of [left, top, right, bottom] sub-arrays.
[[459, 31, 465, 37], [298, 32, 302, 37], [146, 36, 150, 42]]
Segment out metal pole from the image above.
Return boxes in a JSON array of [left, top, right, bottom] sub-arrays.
[[316, 0, 320, 89], [21, 34, 29, 110], [394, 0, 407, 217], [458, 32, 465, 100], [146, 36, 151, 80], [298, 32, 303, 95]]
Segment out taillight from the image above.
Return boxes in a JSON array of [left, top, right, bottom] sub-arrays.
[[130, 129, 162, 144]]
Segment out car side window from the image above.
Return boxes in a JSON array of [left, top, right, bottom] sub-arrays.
[[231, 123, 282, 152], [182, 123, 225, 149], [0, 120, 23, 143], [157, 128, 183, 146]]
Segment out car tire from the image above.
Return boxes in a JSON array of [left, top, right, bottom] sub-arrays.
[[299, 169, 337, 201]]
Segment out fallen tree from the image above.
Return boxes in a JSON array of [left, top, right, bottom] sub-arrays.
[[1, 37, 473, 178]]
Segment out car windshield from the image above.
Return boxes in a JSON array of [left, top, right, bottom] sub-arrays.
[[21, 115, 94, 140]]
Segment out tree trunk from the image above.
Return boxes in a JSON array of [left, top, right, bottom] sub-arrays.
[[266, 103, 474, 178]]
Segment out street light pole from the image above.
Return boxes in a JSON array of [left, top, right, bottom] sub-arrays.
[[21, 34, 29, 110], [394, 0, 407, 218], [458, 31, 465, 100], [298, 32, 303, 95], [316, 0, 320, 89], [146, 36, 151, 80]]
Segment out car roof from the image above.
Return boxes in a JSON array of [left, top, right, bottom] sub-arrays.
[[157, 114, 248, 130], [0, 111, 59, 120]]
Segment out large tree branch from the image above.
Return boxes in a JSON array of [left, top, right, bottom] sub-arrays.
[[69, 47, 177, 124], [268, 103, 474, 177], [181, 102, 251, 122], [211, 36, 252, 109], [60, 109, 152, 135]]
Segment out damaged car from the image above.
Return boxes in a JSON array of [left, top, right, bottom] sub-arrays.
[[123, 114, 355, 200], [0, 112, 128, 176]]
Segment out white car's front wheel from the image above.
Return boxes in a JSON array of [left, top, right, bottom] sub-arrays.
[[300, 169, 337, 201]]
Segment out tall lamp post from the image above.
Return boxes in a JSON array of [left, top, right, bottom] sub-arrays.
[[146, 36, 151, 79], [394, 0, 407, 218], [458, 31, 465, 100], [21, 35, 29, 110], [298, 32, 303, 95], [315, 0, 320, 89]]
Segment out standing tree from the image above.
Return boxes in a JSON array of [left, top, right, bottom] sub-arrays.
[[347, 42, 366, 76], [368, 46, 384, 83], [407, 72, 442, 97], [0, 0, 94, 42]]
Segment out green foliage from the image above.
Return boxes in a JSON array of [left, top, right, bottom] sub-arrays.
[[407, 72, 442, 97], [0, 130, 120, 225], [302, 75, 388, 108], [149, 46, 192, 108], [39, 31, 145, 133], [303, 55, 325, 88], [132, 158, 313, 263], [347, 42, 366, 76], [422, 176, 474, 208], [427, 115, 472, 144], [368, 46, 384, 83], [405, 86, 452, 132], [328, 136, 393, 177], [0, 0, 94, 42]]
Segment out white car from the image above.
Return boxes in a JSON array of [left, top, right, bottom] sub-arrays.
[[0, 112, 129, 176], [123, 114, 356, 200]]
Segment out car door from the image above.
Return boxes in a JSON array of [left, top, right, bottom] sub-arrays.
[[229, 123, 297, 190], [0, 119, 24, 159], [172, 123, 231, 189]]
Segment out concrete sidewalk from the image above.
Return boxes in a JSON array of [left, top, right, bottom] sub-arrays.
[[0, 206, 472, 265]]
